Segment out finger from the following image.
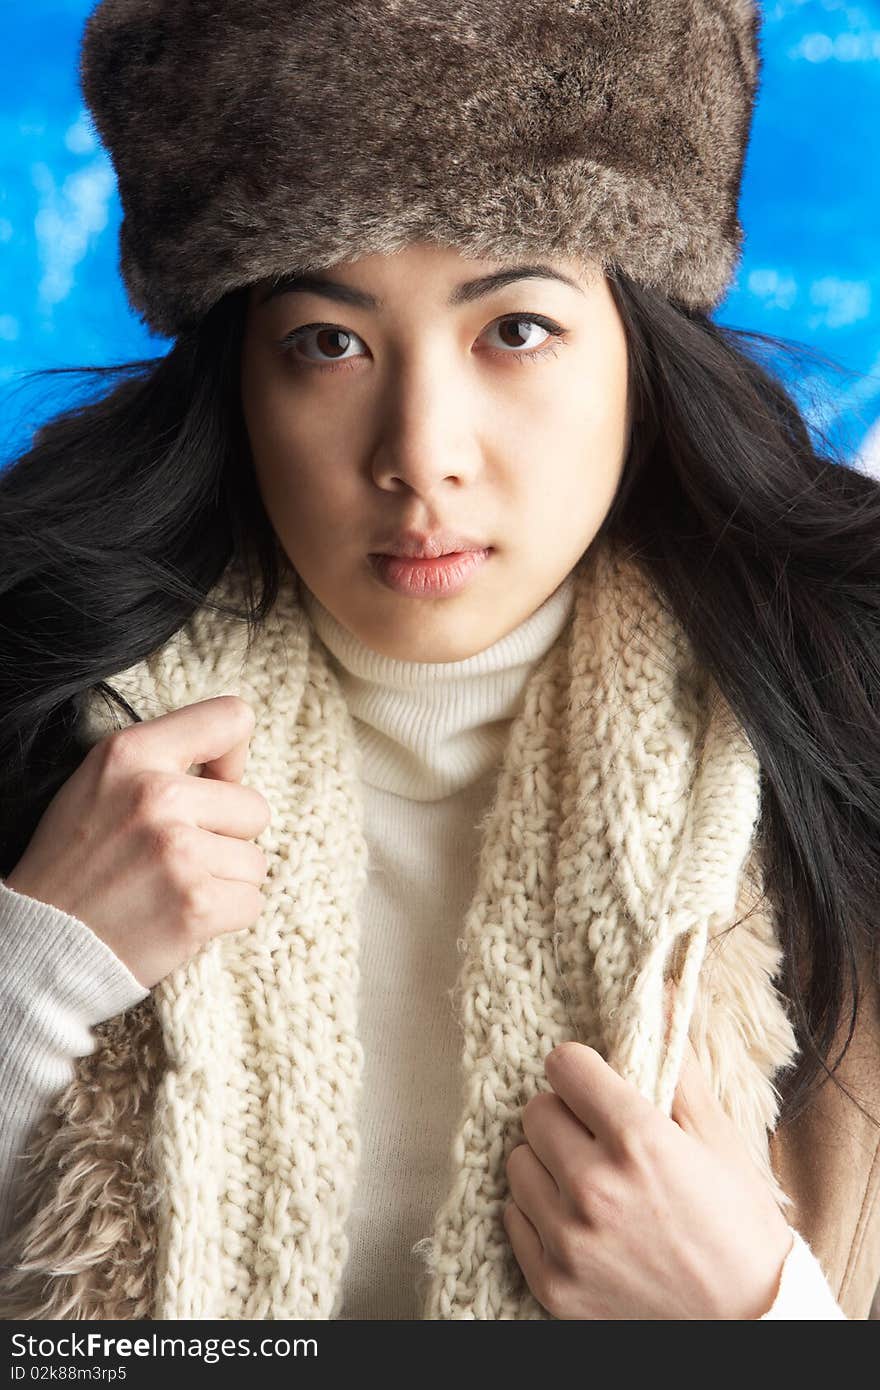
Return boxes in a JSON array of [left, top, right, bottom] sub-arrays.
[[544, 1042, 653, 1145], [187, 774, 272, 840], [506, 1142, 559, 1245], [502, 1198, 548, 1295], [521, 1091, 596, 1195], [193, 826, 269, 887], [134, 695, 256, 783]]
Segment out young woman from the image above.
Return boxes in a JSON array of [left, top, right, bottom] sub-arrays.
[[0, 0, 878, 1320]]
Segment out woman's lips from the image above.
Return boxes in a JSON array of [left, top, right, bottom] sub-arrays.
[[368, 548, 493, 596]]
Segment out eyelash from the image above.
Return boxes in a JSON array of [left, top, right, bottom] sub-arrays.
[[274, 314, 568, 374]]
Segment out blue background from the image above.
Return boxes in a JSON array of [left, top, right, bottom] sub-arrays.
[[1, 0, 879, 474]]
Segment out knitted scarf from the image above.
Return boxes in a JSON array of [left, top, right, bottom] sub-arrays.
[[0, 535, 800, 1320]]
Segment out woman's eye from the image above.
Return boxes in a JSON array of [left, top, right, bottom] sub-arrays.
[[278, 324, 365, 369], [484, 317, 557, 355], [275, 314, 567, 374]]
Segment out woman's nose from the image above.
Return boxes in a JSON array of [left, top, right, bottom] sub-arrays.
[[369, 375, 482, 495]]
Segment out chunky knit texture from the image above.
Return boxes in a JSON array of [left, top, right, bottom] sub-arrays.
[[0, 578, 577, 1317], [301, 570, 579, 1315], [0, 535, 802, 1319]]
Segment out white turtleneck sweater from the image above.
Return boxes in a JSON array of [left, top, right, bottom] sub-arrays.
[[299, 574, 578, 1318], [0, 573, 848, 1319]]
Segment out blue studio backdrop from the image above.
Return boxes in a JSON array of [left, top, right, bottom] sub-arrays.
[[1, 0, 879, 473]]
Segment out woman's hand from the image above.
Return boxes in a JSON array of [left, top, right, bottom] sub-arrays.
[[503, 1032, 794, 1319], [4, 696, 271, 989]]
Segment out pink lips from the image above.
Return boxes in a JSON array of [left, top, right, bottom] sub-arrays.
[[369, 548, 493, 596]]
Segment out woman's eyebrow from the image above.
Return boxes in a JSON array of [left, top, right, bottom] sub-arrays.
[[258, 264, 585, 310]]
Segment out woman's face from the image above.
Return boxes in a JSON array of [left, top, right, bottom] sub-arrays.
[[240, 240, 632, 661]]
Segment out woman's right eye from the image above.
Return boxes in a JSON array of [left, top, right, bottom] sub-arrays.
[[276, 324, 366, 373]]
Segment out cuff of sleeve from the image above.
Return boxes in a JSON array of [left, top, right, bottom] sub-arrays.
[[0, 876, 150, 1028], [760, 1226, 848, 1319]]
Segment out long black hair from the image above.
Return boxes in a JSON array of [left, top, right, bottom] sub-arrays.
[[1, 270, 878, 1133]]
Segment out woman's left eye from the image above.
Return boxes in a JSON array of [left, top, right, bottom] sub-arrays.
[[274, 314, 568, 374], [482, 316, 567, 361]]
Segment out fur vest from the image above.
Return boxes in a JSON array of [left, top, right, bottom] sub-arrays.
[[1, 536, 878, 1319]]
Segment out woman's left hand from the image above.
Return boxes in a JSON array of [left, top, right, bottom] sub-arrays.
[[503, 1033, 794, 1319]]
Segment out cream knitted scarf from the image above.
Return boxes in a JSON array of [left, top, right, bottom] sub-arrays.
[[0, 535, 800, 1320]]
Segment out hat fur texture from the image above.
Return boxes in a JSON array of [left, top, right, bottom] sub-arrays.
[[79, 0, 763, 337]]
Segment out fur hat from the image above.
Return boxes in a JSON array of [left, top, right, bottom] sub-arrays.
[[78, 0, 763, 339]]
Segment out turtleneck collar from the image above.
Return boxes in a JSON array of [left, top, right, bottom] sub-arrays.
[[299, 574, 578, 801]]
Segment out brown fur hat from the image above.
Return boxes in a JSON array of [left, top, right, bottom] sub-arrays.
[[78, 0, 763, 339]]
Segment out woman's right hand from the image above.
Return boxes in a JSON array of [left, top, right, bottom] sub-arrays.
[[4, 695, 272, 989]]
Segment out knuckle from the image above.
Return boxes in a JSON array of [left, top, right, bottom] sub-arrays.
[[227, 695, 255, 730], [532, 1266, 567, 1318], [97, 728, 141, 775], [566, 1170, 595, 1218], [149, 818, 192, 866], [179, 877, 213, 931], [130, 773, 179, 823], [569, 1170, 620, 1225], [545, 1217, 586, 1276], [135, 778, 189, 828], [233, 695, 254, 720], [616, 1118, 664, 1172]]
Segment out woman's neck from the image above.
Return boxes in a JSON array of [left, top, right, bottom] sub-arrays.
[[300, 577, 578, 800]]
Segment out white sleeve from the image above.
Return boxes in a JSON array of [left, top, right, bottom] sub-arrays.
[[759, 1225, 848, 1319], [0, 877, 149, 1242]]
